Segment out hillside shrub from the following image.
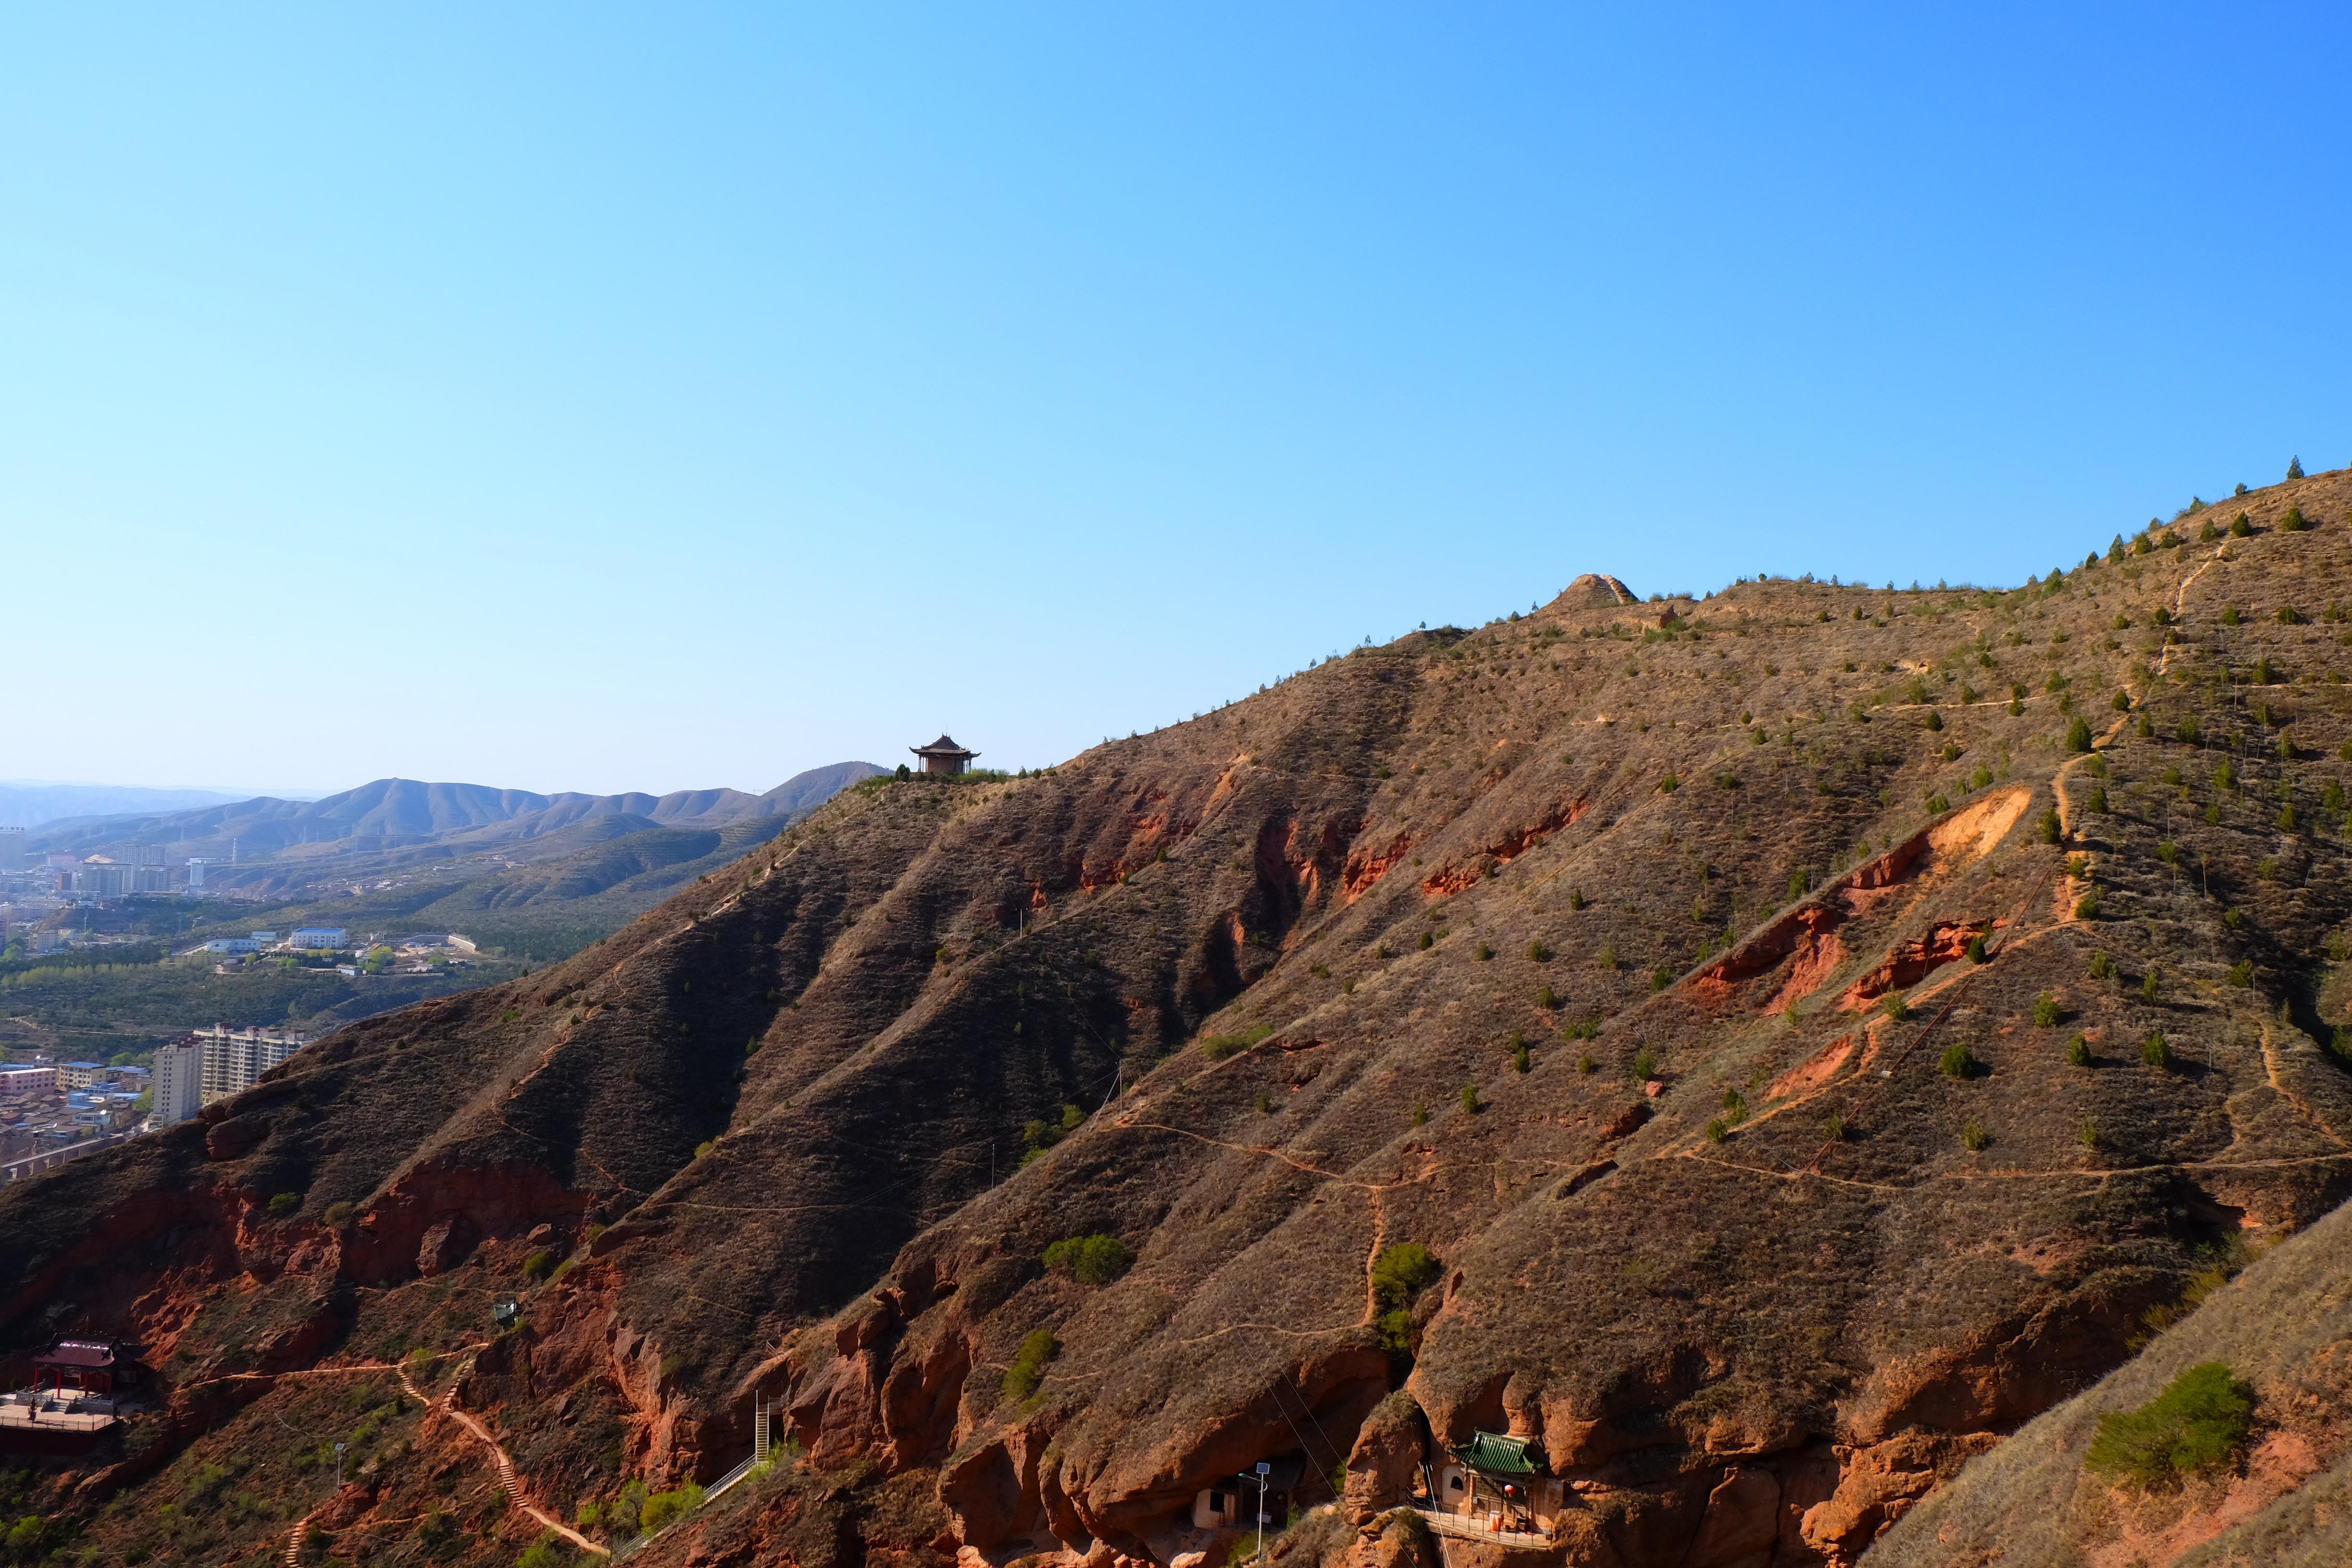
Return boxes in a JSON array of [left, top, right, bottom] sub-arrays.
[[1965, 935, 1988, 963], [1473, 941, 1493, 961], [2111, 689, 2131, 711], [1527, 939, 1552, 963], [1512, 1037, 1531, 1073], [638, 1480, 706, 1534], [1419, 931, 1433, 950], [2230, 513, 2252, 538], [2221, 606, 2242, 626], [1823, 1112, 1846, 1141], [1883, 992, 1911, 1022], [2143, 1031, 2174, 1068], [2288, 456, 2305, 480], [517, 1533, 573, 1568], [1703, 1119, 1728, 1144], [1939, 1043, 1977, 1079], [1924, 710, 1943, 732], [1370, 1242, 1440, 1309], [2281, 502, 2308, 530], [523, 1250, 557, 1283], [2066, 718, 2094, 753], [1961, 1119, 1990, 1152], [2067, 1034, 2092, 1066], [2280, 803, 2298, 831], [2143, 966, 2161, 1003], [1631, 1046, 1658, 1081], [2040, 809, 2062, 844], [1002, 1328, 1058, 1402], [269, 1192, 300, 1220], [2088, 785, 2108, 813], [1459, 1083, 1480, 1114], [2084, 1363, 2254, 1488], [323, 1201, 354, 1227], [1372, 1242, 1441, 1356], [1043, 1234, 1133, 1286], [1200, 1025, 1273, 1061], [2034, 992, 2062, 1027], [1536, 983, 1557, 1009], [1649, 966, 1672, 992]]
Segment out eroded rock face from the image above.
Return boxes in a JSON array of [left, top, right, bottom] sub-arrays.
[[1345, 1394, 1427, 1526]]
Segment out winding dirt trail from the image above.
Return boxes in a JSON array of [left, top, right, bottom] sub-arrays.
[[397, 1360, 609, 1556]]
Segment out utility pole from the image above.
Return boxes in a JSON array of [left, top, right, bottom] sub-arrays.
[[1253, 1460, 1271, 1564], [335, 1441, 346, 1485]]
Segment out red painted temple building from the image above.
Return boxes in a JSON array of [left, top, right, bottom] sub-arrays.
[[29, 1339, 137, 1399]]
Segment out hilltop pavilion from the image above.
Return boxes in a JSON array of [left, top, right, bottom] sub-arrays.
[[911, 735, 978, 776]]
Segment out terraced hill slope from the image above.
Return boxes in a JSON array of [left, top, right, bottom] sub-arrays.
[[7, 473, 2352, 1568]]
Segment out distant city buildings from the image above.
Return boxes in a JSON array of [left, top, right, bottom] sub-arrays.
[[147, 1025, 310, 1127], [0, 1056, 148, 1183]]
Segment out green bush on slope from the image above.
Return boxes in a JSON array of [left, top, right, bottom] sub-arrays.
[[2083, 1361, 2254, 1487]]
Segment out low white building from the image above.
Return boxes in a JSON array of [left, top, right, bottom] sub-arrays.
[[289, 928, 347, 950], [0, 1065, 59, 1096]]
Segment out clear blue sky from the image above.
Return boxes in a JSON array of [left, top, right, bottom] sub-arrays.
[[6, 5, 2348, 797]]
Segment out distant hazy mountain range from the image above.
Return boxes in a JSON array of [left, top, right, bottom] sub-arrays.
[[0, 782, 254, 830], [16, 764, 885, 956], [23, 766, 882, 863]]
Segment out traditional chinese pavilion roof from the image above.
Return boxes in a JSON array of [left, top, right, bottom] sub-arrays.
[[34, 1340, 122, 1369], [911, 735, 977, 758], [1449, 1430, 1541, 1475]]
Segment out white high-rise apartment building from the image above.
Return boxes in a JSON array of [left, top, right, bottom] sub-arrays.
[[154, 1036, 206, 1126], [194, 1026, 308, 1101], [151, 1026, 310, 1122]]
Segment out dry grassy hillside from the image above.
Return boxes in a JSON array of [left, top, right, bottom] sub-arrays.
[[5, 471, 2352, 1568], [1866, 1189, 2352, 1567]]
